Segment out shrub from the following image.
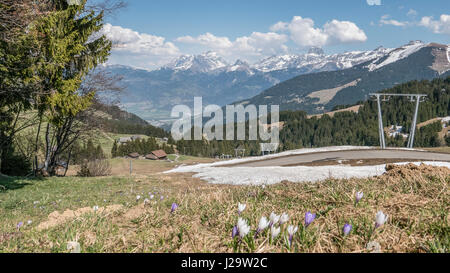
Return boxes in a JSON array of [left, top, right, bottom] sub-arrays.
[[77, 159, 111, 177], [1, 152, 32, 177]]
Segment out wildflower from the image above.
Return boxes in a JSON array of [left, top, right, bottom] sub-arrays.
[[160, 196, 164, 201], [238, 203, 246, 215], [304, 212, 316, 227], [27, 220, 32, 225], [232, 225, 239, 239], [93, 206, 99, 212], [343, 223, 352, 236], [144, 198, 150, 205], [355, 191, 364, 203], [255, 216, 269, 236], [271, 226, 281, 239], [375, 211, 388, 228], [136, 195, 141, 201], [17, 222, 23, 231], [67, 241, 81, 253], [237, 218, 250, 238], [280, 213, 289, 225], [287, 225, 298, 246], [149, 194, 154, 200], [269, 212, 280, 227], [171, 203, 178, 213]]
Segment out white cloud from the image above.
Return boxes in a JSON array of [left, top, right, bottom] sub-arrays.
[[366, 0, 381, 6], [176, 32, 289, 61], [407, 9, 418, 17], [270, 16, 367, 47], [379, 15, 408, 27], [419, 14, 450, 35], [100, 24, 180, 68]]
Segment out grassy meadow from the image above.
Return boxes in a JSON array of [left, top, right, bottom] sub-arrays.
[[1, 158, 449, 253]]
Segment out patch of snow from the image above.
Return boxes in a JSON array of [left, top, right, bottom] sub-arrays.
[[166, 160, 450, 186]]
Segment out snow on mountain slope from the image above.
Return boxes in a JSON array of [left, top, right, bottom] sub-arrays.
[[253, 46, 391, 72], [366, 41, 426, 71], [164, 51, 228, 73]]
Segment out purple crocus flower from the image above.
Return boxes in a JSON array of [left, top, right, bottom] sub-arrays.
[[304, 212, 316, 227], [171, 203, 178, 213], [17, 222, 23, 231], [343, 223, 352, 236], [160, 196, 164, 201], [232, 225, 239, 239]]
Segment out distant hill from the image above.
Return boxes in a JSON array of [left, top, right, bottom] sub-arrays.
[[91, 103, 170, 138], [233, 41, 450, 114]]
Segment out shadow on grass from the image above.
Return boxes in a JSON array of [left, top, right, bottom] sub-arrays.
[[0, 175, 43, 192]]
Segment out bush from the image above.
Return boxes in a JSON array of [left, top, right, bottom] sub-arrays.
[[77, 159, 111, 177], [1, 152, 32, 176]]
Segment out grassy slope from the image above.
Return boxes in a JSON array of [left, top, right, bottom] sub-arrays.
[[1, 163, 448, 253]]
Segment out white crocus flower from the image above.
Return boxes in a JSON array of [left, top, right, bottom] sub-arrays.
[[93, 206, 99, 212], [237, 217, 250, 238], [258, 216, 270, 232], [355, 191, 364, 203], [136, 195, 141, 201], [280, 213, 289, 225], [238, 203, 246, 215], [269, 212, 280, 226], [375, 211, 388, 228], [271, 226, 281, 239]]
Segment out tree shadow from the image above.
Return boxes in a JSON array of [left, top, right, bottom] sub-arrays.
[[0, 175, 40, 192]]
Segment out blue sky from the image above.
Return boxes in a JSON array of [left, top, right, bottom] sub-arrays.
[[100, 0, 450, 69]]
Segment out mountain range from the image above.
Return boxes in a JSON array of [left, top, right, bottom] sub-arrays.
[[101, 40, 450, 126]]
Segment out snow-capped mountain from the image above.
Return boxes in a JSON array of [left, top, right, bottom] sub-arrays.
[[233, 42, 450, 115], [366, 40, 426, 71], [253, 46, 392, 72], [163, 51, 228, 73], [102, 41, 449, 125]]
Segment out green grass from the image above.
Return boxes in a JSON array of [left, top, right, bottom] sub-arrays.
[[0, 163, 449, 253]]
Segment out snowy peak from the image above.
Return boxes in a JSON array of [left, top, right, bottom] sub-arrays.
[[227, 59, 252, 73], [366, 41, 426, 71], [164, 51, 228, 73]]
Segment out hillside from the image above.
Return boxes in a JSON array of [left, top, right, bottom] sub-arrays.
[[175, 77, 450, 157], [234, 42, 450, 114]]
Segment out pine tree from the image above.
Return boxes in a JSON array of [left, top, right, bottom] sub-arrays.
[[31, 0, 112, 175]]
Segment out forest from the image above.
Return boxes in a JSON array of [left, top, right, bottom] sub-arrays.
[[176, 77, 450, 157]]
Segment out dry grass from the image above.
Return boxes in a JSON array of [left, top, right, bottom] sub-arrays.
[[0, 163, 448, 253]]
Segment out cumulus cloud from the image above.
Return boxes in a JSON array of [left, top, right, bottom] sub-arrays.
[[270, 16, 367, 47], [418, 14, 450, 35], [100, 24, 180, 68], [366, 0, 381, 6], [176, 31, 289, 61]]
